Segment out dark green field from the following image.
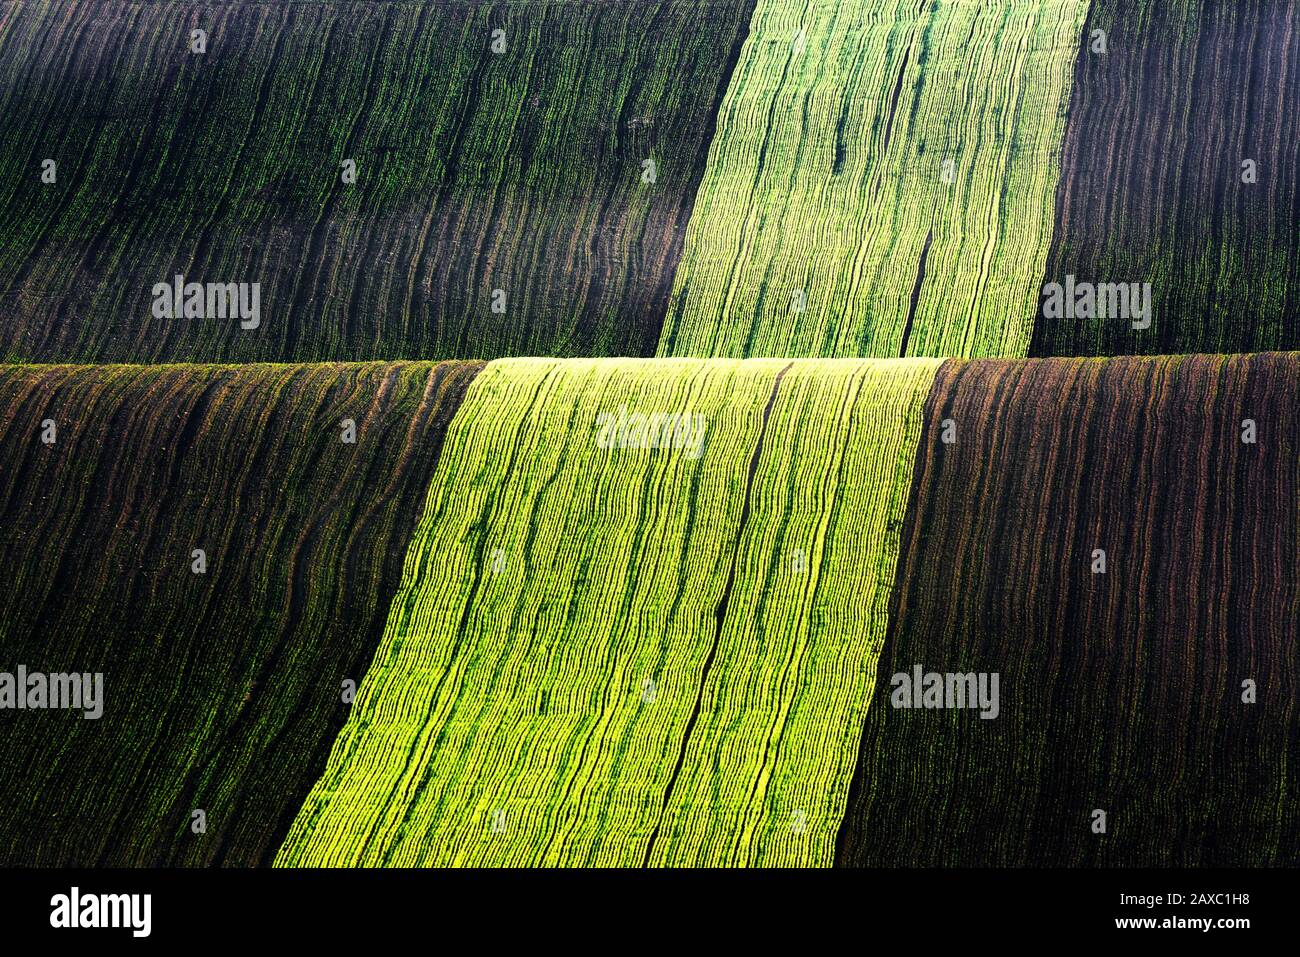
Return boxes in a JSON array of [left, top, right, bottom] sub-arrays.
[[838, 354, 1300, 866], [0, 361, 480, 864], [0, 1, 753, 362]]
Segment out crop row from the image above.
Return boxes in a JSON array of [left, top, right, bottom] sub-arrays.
[[1031, 0, 1300, 356], [659, 0, 1089, 359], [0, 1, 751, 361], [274, 357, 939, 866], [838, 353, 1300, 865]]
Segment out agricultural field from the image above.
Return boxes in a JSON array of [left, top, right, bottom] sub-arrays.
[[0, 361, 481, 865], [0, 0, 753, 362], [275, 356, 938, 867], [0, 0, 1295, 886], [836, 354, 1300, 866], [1, 352, 1295, 869], [657, 0, 1089, 359], [1032, 0, 1300, 356], [2, 0, 1294, 366]]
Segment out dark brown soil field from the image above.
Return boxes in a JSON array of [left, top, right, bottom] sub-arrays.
[[837, 354, 1299, 866]]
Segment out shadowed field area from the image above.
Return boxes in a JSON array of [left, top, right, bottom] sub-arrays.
[[837, 354, 1300, 866], [0, 361, 481, 865], [1032, 0, 1300, 355], [0, 0, 754, 362]]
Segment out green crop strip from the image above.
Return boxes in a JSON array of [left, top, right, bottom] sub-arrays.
[[657, 0, 1088, 359], [0, 1, 753, 362], [276, 356, 938, 867], [0, 361, 481, 865]]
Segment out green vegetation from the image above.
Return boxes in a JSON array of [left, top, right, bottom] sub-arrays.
[[0, 361, 481, 865], [657, 0, 1088, 359], [276, 356, 938, 867]]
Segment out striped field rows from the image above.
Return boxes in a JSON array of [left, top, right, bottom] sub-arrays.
[[275, 357, 939, 866], [658, 0, 1089, 359], [0, 356, 1293, 866], [838, 354, 1300, 865], [0, 361, 481, 865], [0, 1, 751, 361], [1032, 0, 1300, 356], [2, 1, 1294, 362]]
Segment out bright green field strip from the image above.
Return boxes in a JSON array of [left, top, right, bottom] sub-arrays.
[[276, 357, 780, 866], [657, 0, 1089, 359], [646, 358, 938, 865], [275, 357, 938, 867]]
